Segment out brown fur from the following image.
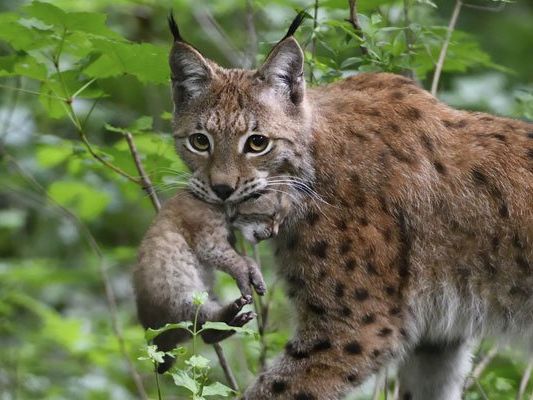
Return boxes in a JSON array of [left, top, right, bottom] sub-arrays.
[[159, 20, 533, 399]]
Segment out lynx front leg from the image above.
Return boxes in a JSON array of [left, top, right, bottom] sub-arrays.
[[398, 339, 473, 400], [244, 324, 405, 399]]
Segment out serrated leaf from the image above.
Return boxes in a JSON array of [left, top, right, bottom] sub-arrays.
[[192, 291, 209, 306], [146, 344, 166, 364], [186, 355, 210, 369], [171, 370, 198, 394]]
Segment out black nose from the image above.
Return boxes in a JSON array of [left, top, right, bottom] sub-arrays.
[[211, 184, 234, 200]]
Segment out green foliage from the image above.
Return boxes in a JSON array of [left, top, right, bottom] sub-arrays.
[[0, 0, 531, 399]]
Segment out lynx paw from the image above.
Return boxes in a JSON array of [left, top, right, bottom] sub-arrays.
[[228, 311, 256, 327]]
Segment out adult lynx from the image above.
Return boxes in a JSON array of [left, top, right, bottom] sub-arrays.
[[162, 12, 533, 400]]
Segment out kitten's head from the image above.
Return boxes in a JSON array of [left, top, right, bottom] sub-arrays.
[[168, 12, 314, 205]]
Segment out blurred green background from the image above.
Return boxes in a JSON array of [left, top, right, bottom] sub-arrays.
[[0, 0, 532, 399]]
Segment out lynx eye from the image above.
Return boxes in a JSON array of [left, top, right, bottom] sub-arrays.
[[244, 135, 270, 154], [189, 133, 210, 152]]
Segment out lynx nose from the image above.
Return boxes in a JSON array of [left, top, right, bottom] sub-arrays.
[[211, 184, 234, 200]]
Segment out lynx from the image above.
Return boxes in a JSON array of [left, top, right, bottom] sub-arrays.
[[133, 190, 287, 373], [161, 12, 533, 400]]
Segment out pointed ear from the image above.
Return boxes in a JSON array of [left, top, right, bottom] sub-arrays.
[[257, 37, 305, 105], [169, 42, 213, 106]]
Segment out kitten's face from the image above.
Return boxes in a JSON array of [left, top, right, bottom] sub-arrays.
[[169, 35, 313, 206]]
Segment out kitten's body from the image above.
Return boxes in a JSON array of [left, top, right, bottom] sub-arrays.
[[134, 190, 285, 372]]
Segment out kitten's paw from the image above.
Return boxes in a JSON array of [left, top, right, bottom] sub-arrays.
[[228, 311, 257, 327], [247, 259, 267, 296], [232, 295, 253, 312]]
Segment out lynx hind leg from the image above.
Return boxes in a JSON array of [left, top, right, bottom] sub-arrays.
[[398, 339, 473, 400], [200, 296, 256, 344]]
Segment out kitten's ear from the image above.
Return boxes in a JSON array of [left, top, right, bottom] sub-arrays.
[[257, 12, 306, 105], [168, 13, 213, 106]]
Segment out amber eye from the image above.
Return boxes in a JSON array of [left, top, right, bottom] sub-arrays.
[[244, 135, 270, 154], [189, 133, 210, 152]]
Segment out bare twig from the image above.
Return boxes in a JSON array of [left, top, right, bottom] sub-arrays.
[[213, 343, 239, 391], [465, 344, 499, 390], [244, 0, 258, 68], [347, 0, 369, 55], [403, 0, 415, 79], [463, 2, 506, 12], [430, 0, 463, 96], [309, 0, 320, 83], [192, 9, 244, 67], [517, 357, 533, 400], [1, 149, 149, 400], [124, 132, 161, 211]]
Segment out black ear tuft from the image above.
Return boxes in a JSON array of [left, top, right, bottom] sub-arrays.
[[282, 10, 308, 40], [168, 11, 183, 42]]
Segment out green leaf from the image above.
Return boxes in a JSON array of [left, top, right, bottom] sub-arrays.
[[47, 181, 110, 221], [202, 382, 234, 397], [145, 321, 193, 342], [171, 370, 199, 394], [200, 321, 256, 336], [36, 142, 73, 168], [145, 344, 166, 364], [186, 355, 210, 369]]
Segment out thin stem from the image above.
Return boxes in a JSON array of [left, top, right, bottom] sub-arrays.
[[465, 344, 499, 389], [517, 358, 533, 400], [347, 0, 369, 55], [245, 0, 258, 69], [309, 0, 319, 83], [154, 367, 163, 400], [430, 0, 463, 96], [213, 343, 239, 392], [252, 244, 269, 371], [0, 84, 65, 100], [124, 132, 161, 211], [403, 0, 415, 79]]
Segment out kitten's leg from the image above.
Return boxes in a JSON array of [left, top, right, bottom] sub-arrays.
[[197, 244, 266, 296], [398, 339, 473, 400], [201, 296, 256, 344]]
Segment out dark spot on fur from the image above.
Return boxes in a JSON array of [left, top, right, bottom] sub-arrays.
[[366, 261, 379, 275], [335, 282, 345, 297], [306, 211, 320, 226], [272, 380, 287, 394], [388, 122, 400, 132], [340, 239, 352, 255], [421, 134, 434, 152], [367, 108, 382, 117], [312, 338, 332, 352], [344, 341, 362, 355], [345, 258, 357, 271], [404, 107, 422, 120], [471, 167, 488, 186], [397, 210, 412, 282], [527, 149, 533, 159], [372, 349, 381, 358], [499, 203, 510, 218], [294, 393, 315, 400], [516, 254, 530, 273], [403, 393, 413, 400], [362, 313, 376, 324], [400, 328, 408, 338], [359, 216, 369, 226], [491, 133, 507, 143], [482, 254, 497, 275], [434, 160, 447, 175], [509, 286, 529, 296], [492, 236, 501, 251], [355, 288, 369, 301], [443, 119, 468, 129], [311, 240, 328, 259], [378, 327, 393, 337], [341, 306, 352, 317], [389, 306, 401, 315], [336, 219, 348, 231], [308, 302, 326, 315], [385, 286, 397, 296], [285, 342, 309, 359], [390, 91, 405, 100]]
